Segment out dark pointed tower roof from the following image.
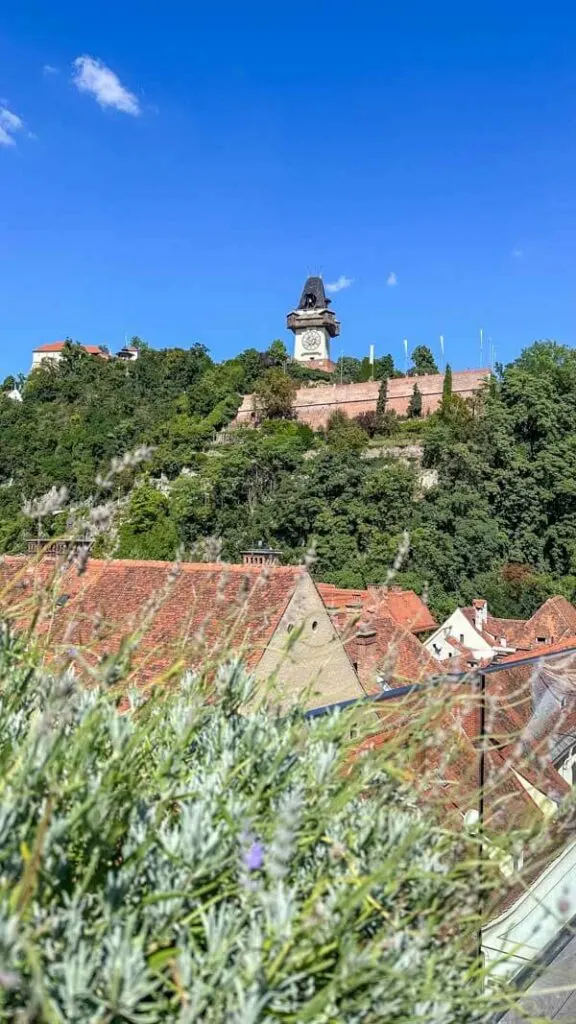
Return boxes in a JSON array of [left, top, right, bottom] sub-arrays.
[[297, 276, 331, 310]]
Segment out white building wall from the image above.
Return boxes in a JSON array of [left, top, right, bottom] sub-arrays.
[[31, 351, 63, 369], [425, 607, 493, 662]]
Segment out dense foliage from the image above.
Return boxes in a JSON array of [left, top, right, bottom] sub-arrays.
[[4, 339, 576, 618], [0, 625, 508, 1021]]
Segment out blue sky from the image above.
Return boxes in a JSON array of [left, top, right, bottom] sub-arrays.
[[2, 1, 576, 378]]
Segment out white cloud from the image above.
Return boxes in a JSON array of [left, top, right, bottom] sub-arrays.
[[0, 106, 25, 147], [72, 56, 140, 115], [325, 275, 353, 294], [387, 271, 398, 287], [512, 247, 524, 258], [43, 64, 59, 75]]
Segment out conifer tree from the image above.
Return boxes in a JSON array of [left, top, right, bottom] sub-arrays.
[[439, 363, 453, 419], [357, 356, 373, 382], [407, 382, 422, 418], [375, 375, 388, 432]]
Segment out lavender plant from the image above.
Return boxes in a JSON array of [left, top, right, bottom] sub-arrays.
[[0, 626, 514, 1022]]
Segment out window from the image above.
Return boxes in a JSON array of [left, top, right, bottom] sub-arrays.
[[311, 620, 318, 631], [537, 636, 547, 644], [287, 623, 294, 634], [459, 633, 465, 644]]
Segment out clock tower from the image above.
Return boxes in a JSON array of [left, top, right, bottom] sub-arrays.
[[287, 276, 339, 372]]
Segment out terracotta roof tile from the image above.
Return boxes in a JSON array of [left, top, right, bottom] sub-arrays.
[[33, 341, 106, 355], [316, 583, 436, 634], [523, 596, 576, 645], [347, 614, 440, 690], [0, 556, 305, 686]]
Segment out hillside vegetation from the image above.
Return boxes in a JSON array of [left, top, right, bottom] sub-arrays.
[[2, 339, 576, 619]]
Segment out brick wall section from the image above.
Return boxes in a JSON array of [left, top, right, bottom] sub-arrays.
[[234, 368, 490, 429]]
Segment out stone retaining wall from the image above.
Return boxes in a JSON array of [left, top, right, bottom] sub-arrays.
[[234, 369, 490, 430]]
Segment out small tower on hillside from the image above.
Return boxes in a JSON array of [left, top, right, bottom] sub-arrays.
[[287, 276, 339, 373]]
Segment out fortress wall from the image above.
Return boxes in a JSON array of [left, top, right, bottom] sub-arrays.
[[234, 369, 490, 430]]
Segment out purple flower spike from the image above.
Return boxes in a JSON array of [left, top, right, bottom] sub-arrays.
[[244, 839, 265, 871]]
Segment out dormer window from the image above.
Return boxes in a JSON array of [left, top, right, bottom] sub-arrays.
[[537, 636, 547, 644]]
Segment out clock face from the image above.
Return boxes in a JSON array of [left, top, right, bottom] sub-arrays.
[[300, 329, 323, 353]]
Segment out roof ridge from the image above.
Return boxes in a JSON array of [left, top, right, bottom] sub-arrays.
[[1, 555, 306, 575]]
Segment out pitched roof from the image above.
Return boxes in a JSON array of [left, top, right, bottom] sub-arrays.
[[346, 614, 440, 691], [461, 606, 528, 647], [0, 556, 306, 687], [356, 670, 571, 838], [316, 583, 365, 609], [498, 637, 576, 665], [317, 583, 436, 634], [33, 341, 105, 355], [524, 596, 576, 644], [368, 588, 437, 633]]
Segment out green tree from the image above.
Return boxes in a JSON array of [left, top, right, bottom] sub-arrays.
[[116, 484, 179, 560], [374, 353, 395, 380], [334, 356, 361, 383], [129, 335, 149, 350], [407, 382, 423, 418], [375, 375, 388, 432], [439, 363, 453, 419], [266, 339, 289, 366], [253, 368, 298, 421], [325, 410, 369, 453], [410, 345, 438, 376], [357, 356, 373, 382]]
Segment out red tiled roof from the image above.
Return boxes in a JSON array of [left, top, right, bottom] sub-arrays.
[[33, 341, 105, 355], [485, 615, 528, 646], [346, 614, 439, 691], [316, 583, 436, 634], [0, 556, 305, 686], [369, 588, 436, 633], [356, 672, 571, 836], [497, 636, 576, 664], [523, 596, 576, 645], [316, 584, 365, 609]]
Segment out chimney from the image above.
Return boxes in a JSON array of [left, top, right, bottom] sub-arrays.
[[241, 542, 282, 567], [26, 537, 92, 559], [354, 625, 379, 687], [356, 626, 377, 646], [472, 599, 488, 632]]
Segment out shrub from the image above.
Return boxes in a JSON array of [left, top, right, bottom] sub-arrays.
[[0, 624, 508, 1022], [326, 410, 369, 453], [354, 410, 378, 437]]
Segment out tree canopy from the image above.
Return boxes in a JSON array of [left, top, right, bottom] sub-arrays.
[[410, 345, 439, 376], [4, 339, 576, 620]]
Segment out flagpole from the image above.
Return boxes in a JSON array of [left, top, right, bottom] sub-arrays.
[[403, 338, 408, 375], [440, 334, 445, 372]]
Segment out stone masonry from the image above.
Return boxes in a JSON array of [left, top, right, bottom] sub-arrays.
[[234, 368, 490, 430]]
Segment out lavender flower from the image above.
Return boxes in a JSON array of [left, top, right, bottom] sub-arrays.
[[243, 839, 264, 872]]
